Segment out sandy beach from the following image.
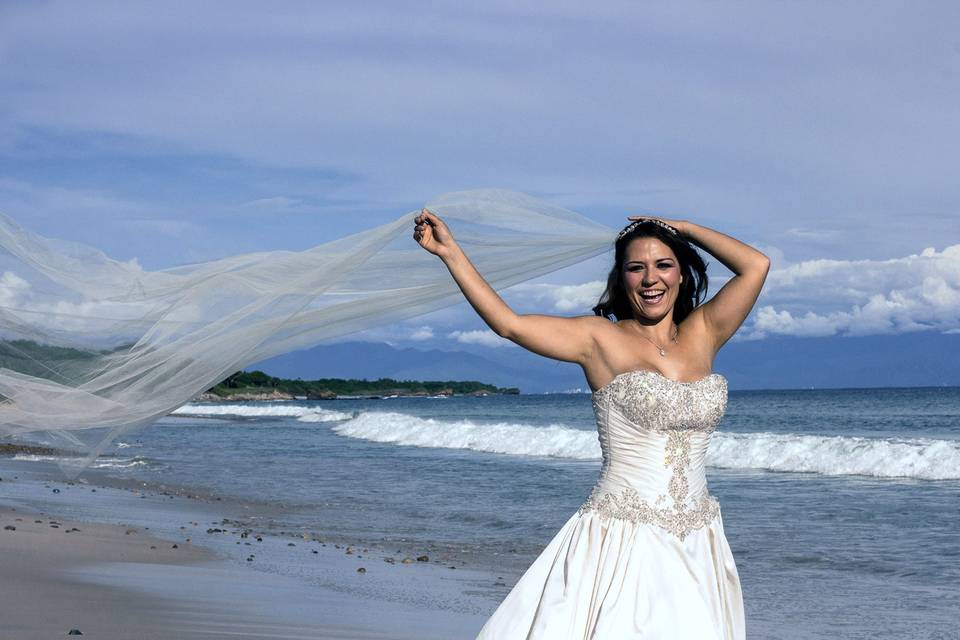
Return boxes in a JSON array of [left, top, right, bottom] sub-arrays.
[[1, 505, 213, 639], [0, 463, 491, 640], [0, 506, 435, 639]]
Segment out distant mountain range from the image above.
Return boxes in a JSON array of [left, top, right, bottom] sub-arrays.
[[250, 331, 960, 393]]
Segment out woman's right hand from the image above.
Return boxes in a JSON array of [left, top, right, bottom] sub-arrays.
[[413, 209, 458, 259]]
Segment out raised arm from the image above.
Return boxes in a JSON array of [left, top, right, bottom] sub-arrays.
[[414, 209, 601, 364], [680, 220, 769, 351]]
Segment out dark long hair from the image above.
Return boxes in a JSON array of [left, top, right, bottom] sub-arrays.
[[592, 222, 709, 324]]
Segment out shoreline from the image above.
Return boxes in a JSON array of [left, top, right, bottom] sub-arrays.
[[0, 459, 494, 639]]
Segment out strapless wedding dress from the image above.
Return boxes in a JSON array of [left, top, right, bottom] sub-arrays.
[[476, 370, 745, 639]]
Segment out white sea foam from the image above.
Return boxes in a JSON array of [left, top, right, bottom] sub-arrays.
[[90, 457, 152, 470], [708, 432, 960, 481], [332, 412, 960, 480], [13, 454, 152, 469], [172, 403, 353, 422], [332, 412, 600, 459], [296, 410, 355, 423], [12, 454, 65, 463]]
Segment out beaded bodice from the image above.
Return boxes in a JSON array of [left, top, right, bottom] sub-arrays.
[[578, 370, 728, 540]]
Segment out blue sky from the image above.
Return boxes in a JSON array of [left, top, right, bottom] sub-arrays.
[[1, 1, 958, 352]]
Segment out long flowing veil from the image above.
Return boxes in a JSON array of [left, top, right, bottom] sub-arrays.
[[0, 189, 614, 473]]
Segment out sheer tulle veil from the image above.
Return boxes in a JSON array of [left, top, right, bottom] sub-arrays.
[[0, 189, 614, 474]]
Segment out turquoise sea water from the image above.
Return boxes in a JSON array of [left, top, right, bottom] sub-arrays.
[[5, 385, 959, 639]]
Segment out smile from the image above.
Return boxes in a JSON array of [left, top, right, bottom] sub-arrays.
[[640, 290, 665, 304]]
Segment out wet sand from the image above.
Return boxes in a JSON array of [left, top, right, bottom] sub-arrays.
[[0, 504, 482, 639]]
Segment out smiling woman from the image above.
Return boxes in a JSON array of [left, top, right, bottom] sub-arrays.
[[414, 200, 769, 639]]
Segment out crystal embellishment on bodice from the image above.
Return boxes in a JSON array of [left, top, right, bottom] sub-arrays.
[[578, 370, 728, 540]]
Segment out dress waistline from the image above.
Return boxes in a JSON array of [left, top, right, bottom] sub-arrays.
[[577, 486, 720, 541]]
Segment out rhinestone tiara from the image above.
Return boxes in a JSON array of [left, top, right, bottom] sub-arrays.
[[617, 218, 680, 241]]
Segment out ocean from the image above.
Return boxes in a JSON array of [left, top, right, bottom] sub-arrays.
[[4, 384, 959, 639]]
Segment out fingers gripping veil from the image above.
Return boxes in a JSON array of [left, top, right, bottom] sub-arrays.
[[0, 189, 613, 473]]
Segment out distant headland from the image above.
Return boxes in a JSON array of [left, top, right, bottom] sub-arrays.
[[198, 370, 519, 401]]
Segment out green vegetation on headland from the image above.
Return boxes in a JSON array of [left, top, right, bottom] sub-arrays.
[[202, 370, 519, 400]]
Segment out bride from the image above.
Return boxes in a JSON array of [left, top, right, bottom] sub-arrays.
[[414, 208, 769, 639]]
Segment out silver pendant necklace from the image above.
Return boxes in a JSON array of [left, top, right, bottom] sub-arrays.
[[636, 323, 679, 357]]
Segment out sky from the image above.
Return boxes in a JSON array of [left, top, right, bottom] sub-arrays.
[[0, 1, 958, 353]]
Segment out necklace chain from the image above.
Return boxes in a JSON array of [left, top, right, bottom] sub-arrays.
[[634, 322, 679, 357]]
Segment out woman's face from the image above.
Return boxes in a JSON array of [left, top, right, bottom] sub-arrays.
[[621, 237, 682, 321]]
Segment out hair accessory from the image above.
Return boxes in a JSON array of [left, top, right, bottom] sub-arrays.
[[617, 218, 680, 241]]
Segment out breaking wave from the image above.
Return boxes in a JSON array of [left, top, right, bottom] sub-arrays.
[[171, 404, 354, 422], [332, 411, 598, 459], [709, 431, 960, 481], [332, 412, 960, 480]]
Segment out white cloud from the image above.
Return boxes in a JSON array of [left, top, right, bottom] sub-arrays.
[[409, 325, 434, 341], [547, 281, 607, 312], [0, 269, 154, 346], [0, 271, 29, 306], [510, 281, 606, 314], [447, 329, 514, 348], [741, 244, 960, 338]]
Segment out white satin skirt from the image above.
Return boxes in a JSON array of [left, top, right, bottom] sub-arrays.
[[475, 508, 745, 639]]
